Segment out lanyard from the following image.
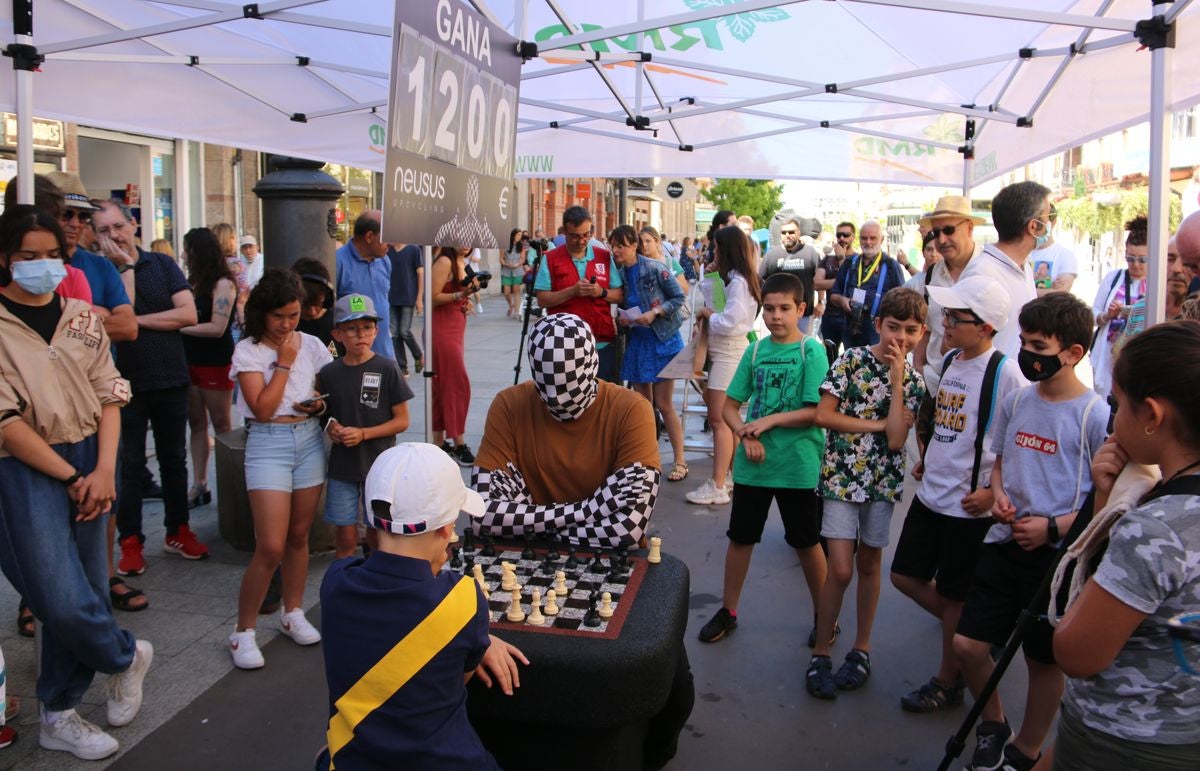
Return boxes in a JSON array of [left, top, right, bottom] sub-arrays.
[[857, 252, 883, 285]]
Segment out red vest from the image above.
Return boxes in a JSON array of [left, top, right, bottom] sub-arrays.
[[545, 245, 616, 343]]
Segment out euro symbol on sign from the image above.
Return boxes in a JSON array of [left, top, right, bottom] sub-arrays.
[[498, 187, 509, 220]]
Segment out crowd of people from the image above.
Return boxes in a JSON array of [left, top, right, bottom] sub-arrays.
[[0, 167, 1199, 771]]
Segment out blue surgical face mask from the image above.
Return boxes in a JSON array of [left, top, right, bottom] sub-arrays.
[[1033, 231, 1051, 249], [11, 259, 67, 295]]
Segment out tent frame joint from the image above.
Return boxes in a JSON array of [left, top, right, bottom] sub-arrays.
[[1134, 15, 1176, 50], [4, 43, 43, 72], [290, 113, 307, 123], [626, 115, 650, 130], [1017, 116, 1033, 128], [958, 144, 975, 159], [517, 40, 539, 61], [678, 144, 693, 152], [1019, 47, 1035, 59], [296, 56, 310, 66], [549, 120, 559, 128], [242, 3, 262, 20], [825, 83, 837, 94], [820, 120, 830, 128]]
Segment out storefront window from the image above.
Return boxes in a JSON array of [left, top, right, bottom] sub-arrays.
[[325, 162, 378, 243], [152, 150, 174, 244]]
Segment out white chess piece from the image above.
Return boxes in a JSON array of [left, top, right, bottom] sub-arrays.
[[449, 529, 460, 544], [598, 591, 614, 619], [472, 564, 489, 599], [544, 589, 559, 616], [647, 536, 662, 564], [527, 589, 545, 626], [554, 570, 568, 596], [506, 586, 525, 623], [501, 563, 517, 591]]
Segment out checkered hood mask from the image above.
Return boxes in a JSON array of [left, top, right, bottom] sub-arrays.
[[527, 314, 598, 422]]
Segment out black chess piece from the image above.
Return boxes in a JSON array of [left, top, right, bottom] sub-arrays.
[[564, 545, 579, 570], [615, 546, 629, 572], [540, 551, 557, 574], [449, 546, 462, 570], [462, 528, 475, 554], [589, 551, 605, 574], [546, 527, 560, 560], [480, 533, 496, 557], [521, 531, 536, 561], [583, 596, 602, 628], [463, 551, 475, 573]]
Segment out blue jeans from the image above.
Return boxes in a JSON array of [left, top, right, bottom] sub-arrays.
[[0, 435, 136, 710], [390, 305, 423, 370]]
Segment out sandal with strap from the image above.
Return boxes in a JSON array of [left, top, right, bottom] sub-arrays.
[[834, 649, 871, 691], [806, 655, 837, 700], [16, 601, 34, 638], [667, 462, 689, 482], [109, 577, 149, 612], [900, 675, 964, 713]]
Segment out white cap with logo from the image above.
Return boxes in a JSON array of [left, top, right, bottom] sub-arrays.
[[926, 275, 1011, 332], [364, 443, 485, 535]]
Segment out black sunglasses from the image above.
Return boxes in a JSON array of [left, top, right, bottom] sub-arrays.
[[60, 209, 93, 224], [929, 219, 971, 238], [835, 231, 853, 239]]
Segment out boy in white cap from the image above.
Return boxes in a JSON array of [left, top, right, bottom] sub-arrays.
[[890, 275, 1025, 715], [318, 443, 528, 771], [238, 234, 264, 288]]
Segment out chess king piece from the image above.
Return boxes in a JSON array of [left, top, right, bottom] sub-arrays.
[[544, 589, 560, 616], [647, 536, 662, 564], [554, 570, 568, 597], [527, 589, 545, 626], [506, 586, 526, 623], [598, 591, 614, 619]]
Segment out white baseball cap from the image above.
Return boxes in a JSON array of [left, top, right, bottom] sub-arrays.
[[926, 274, 1011, 332], [364, 443, 485, 535]]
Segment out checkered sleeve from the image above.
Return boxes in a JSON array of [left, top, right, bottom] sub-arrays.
[[471, 462, 661, 549]]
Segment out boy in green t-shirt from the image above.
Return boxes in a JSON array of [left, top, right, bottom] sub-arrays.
[[698, 273, 830, 645]]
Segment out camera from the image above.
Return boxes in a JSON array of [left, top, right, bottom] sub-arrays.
[[846, 301, 870, 336], [463, 264, 492, 290]]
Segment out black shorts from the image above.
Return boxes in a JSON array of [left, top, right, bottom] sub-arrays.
[[891, 496, 994, 602], [956, 541, 1057, 665], [728, 484, 821, 548]]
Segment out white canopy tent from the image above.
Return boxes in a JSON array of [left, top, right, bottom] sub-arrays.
[[0, 0, 1194, 322]]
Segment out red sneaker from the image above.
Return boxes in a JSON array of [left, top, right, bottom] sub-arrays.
[[164, 524, 210, 561], [117, 534, 146, 576], [0, 724, 16, 749]]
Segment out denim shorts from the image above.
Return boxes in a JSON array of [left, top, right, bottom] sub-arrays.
[[821, 498, 896, 548], [244, 419, 326, 492], [324, 478, 366, 526]]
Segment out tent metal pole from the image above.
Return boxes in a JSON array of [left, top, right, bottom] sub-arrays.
[[558, 124, 680, 149], [1145, 1, 1173, 328], [137, 0, 391, 37], [634, 0, 645, 114], [423, 245, 434, 444], [465, 0, 504, 30], [962, 157, 974, 198], [543, 0, 637, 122], [838, 87, 1020, 123], [1166, 0, 1194, 23], [10, 0, 33, 204]]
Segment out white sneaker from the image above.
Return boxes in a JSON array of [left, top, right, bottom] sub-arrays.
[[106, 639, 154, 727], [280, 608, 322, 646], [686, 478, 731, 505], [39, 709, 119, 760], [229, 628, 265, 669]]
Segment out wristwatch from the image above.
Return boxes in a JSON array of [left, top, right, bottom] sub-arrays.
[[600, 287, 609, 300], [63, 470, 83, 486], [1046, 515, 1060, 542], [117, 263, 134, 274]]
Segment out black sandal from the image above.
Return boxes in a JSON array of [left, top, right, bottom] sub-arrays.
[[834, 649, 871, 691], [109, 577, 149, 612], [806, 655, 836, 700], [900, 676, 964, 713], [16, 600, 34, 637]]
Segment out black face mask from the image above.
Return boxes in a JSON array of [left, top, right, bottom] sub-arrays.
[[1018, 349, 1064, 382]]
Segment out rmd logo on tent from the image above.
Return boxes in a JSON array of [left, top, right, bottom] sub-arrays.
[[534, 1, 789, 52], [368, 124, 386, 155]]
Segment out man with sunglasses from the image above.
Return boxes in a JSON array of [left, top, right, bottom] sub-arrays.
[[534, 206, 624, 381], [761, 216, 821, 332], [912, 196, 985, 392], [44, 173, 138, 343], [960, 181, 1049, 359]]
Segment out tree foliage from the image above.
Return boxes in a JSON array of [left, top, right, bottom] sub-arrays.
[[700, 179, 785, 229], [1055, 188, 1182, 239]]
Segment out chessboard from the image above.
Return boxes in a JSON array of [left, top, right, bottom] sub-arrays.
[[439, 533, 650, 640]]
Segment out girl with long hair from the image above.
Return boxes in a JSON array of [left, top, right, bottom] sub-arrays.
[[229, 268, 331, 669], [688, 226, 762, 506], [180, 227, 237, 508]]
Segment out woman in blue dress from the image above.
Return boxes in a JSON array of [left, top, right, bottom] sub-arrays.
[[609, 225, 690, 482]]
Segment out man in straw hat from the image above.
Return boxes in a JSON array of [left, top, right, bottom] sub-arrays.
[[912, 195, 986, 392]]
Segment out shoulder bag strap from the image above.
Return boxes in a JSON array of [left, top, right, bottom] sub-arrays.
[[970, 350, 1007, 491]]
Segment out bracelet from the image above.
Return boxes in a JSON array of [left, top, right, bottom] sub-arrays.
[[63, 470, 83, 486], [272, 362, 291, 371], [1046, 515, 1060, 542], [600, 286, 609, 300]]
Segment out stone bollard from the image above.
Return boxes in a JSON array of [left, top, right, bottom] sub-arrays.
[[214, 427, 334, 553]]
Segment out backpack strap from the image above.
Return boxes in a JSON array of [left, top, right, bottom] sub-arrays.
[[1072, 394, 1102, 511], [922, 261, 937, 304], [970, 350, 1007, 492]]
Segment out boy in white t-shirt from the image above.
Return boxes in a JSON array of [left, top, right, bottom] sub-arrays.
[[889, 275, 1025, 714]]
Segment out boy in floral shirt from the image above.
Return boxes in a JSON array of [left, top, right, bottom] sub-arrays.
[[807, 287, 926, 699]]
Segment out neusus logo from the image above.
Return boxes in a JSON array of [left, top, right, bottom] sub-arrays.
[[534, 0, 790, 53], [391, 164, 446, 200]]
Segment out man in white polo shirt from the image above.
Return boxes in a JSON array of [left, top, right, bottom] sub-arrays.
[[960, 181, 1049, 358]]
